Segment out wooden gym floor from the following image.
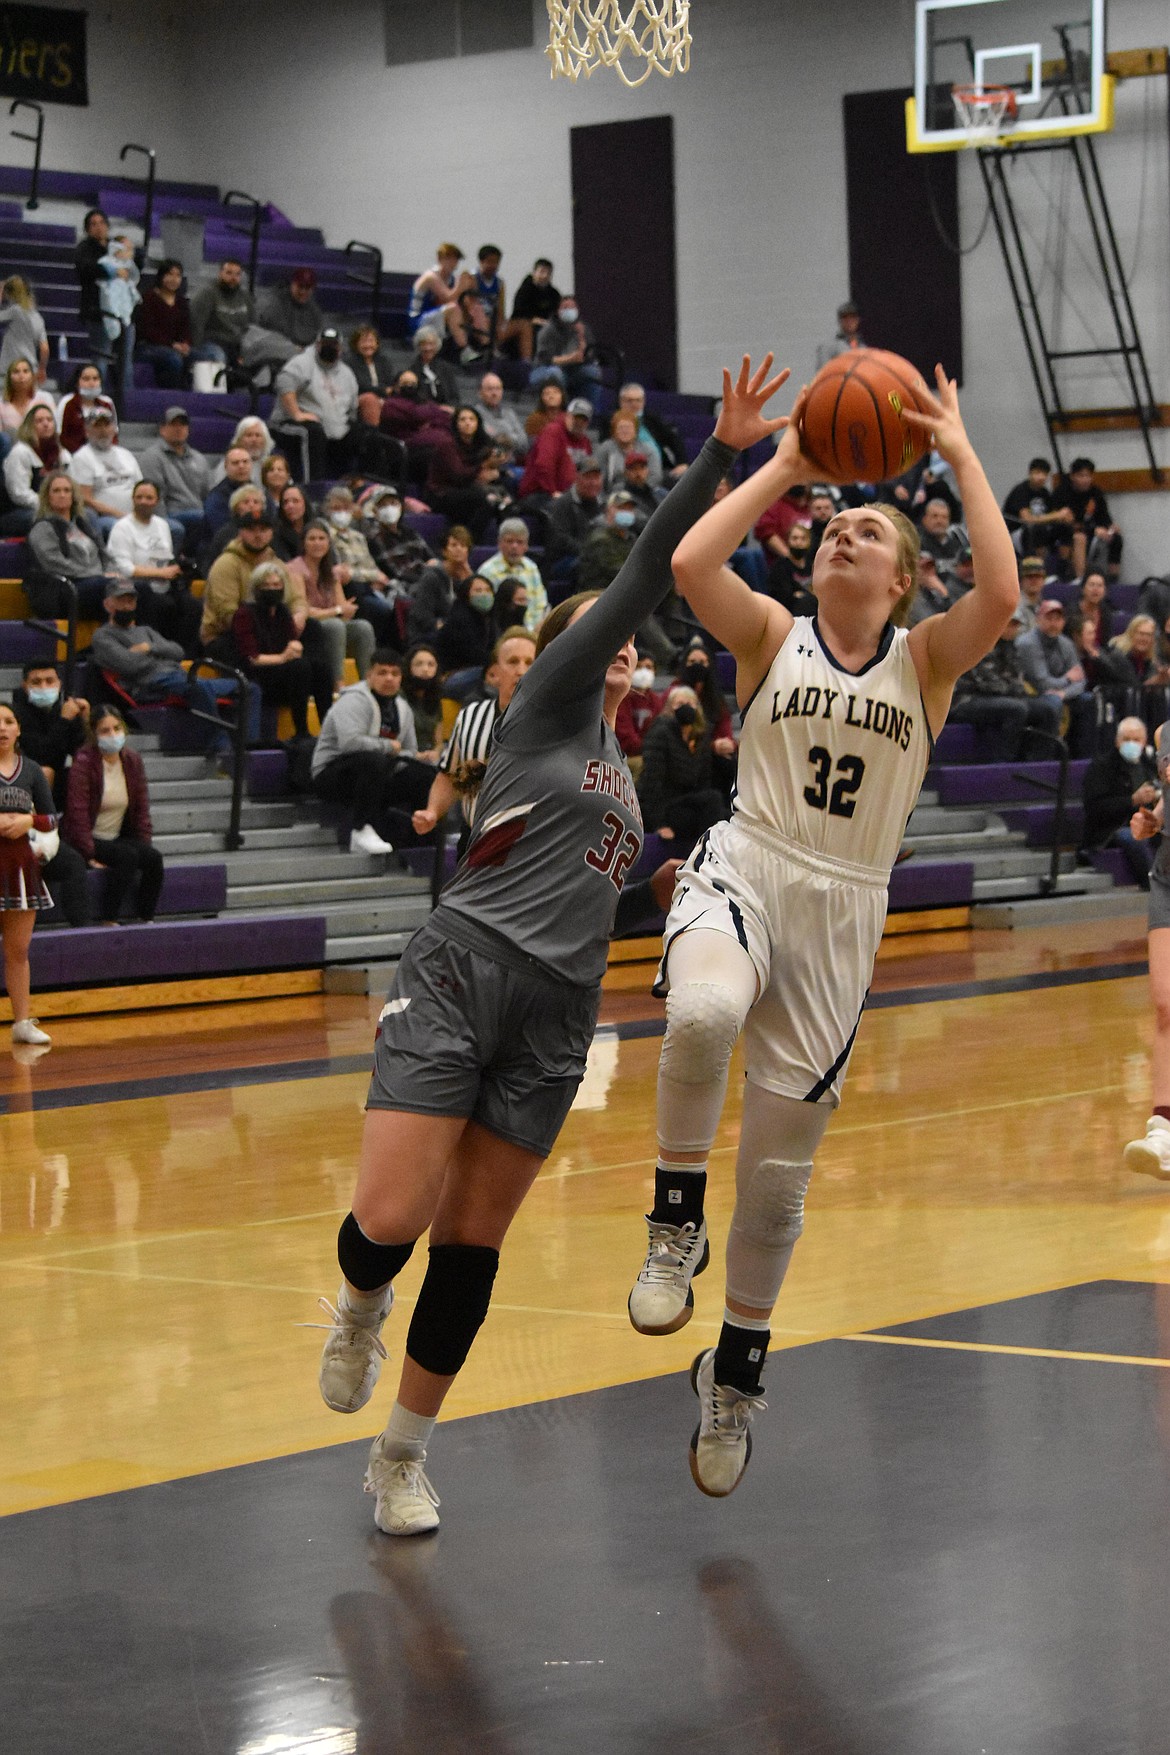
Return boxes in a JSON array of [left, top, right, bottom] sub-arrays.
[[3, 913, 1170, 1752]]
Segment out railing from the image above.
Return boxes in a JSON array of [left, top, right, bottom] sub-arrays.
[[24, 577, 78, 695], [1011, 728, 1071, 897], [344, 241, 383, 327], [9, 100, 44, 211], [119, 142, 157, 259], [186, 656, 250, 851], [222, 191, 264, 291]]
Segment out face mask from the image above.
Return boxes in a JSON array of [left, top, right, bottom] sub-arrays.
[[257, 588, 284, 607], [632, 666, 655, 691], [377, 504, 401, 526], [684, 661, 707, 688], [469, 592, 494, 614], [614, 509, 636, 530], [28, 687, 59, 709], [398, 383, 419, 400], [561, 306, 579, 324], [318, 341, 340, 364], [97, 732, 125, 754], [674, 703, 698, 728], [79, 384, 100, 399], [330, 510, 353, 529], [112, 608, 136, 627], [1120, 740, 1144, 764]]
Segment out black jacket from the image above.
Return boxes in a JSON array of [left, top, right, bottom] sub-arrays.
[[11, 693, 87, 808], [1082, 746, 1158, 847], [73, 235, 105, 321], [637, 714, 716, 832]]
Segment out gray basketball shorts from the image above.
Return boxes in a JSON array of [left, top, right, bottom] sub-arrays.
[[1149, 871, 1170, 932], [367, 915, 600, 1158]]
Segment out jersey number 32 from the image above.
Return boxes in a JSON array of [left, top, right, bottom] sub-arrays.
[[586, 810, 640, 890], [803, 747, 866, 818]]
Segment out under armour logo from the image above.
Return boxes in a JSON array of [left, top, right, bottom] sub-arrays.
[[748, 1346, 762, 1362], [796, 644, 812, 657], [667, 1189, 682, 1204]]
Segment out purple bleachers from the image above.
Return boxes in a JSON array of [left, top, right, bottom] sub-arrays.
[[405, 512, 447, 548], [932, 723, 978, 763], [998, 801, 1085, 844], [0, 539, 27, 579], [934, 759, 1090, 807], [0, 621, 56, 663], [1089, 847, 1141, 888], [123, 387, 253, 423], [7, 913, 326, 995], [0, 165, 219, 203], [888, 859, 974, 909], [36, 861, 228, 926]]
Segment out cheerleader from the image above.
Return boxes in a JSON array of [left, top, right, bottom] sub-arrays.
[[0, 702, 56, 1048]]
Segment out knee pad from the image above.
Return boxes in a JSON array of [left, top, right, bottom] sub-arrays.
[[337, 1212, 416, 1292], [406, 1243, 500, 1378], [661, 982, 745, 1086], [731, 1158, 814, 1251]]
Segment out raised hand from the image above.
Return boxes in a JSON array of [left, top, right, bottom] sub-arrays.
[[900, 364, 974, 467], [713, 354, 791, 453]]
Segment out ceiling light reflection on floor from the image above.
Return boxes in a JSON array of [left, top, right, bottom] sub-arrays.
[[237, 1731, 356, 1755]]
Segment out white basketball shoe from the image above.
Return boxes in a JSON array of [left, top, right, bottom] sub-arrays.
[[364, 1434, 441, 1536], [315, 1288, 392, 1413], [688, 1348, 766, 1498], [1123, 1115, 1170, 1181], [628, 1217, 710, 1334]]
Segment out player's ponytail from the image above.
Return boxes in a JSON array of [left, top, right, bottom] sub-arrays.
[[535, 590, 602, 657], [872, 502, 920, 626]]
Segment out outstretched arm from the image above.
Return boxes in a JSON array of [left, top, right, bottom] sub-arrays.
[[904, 368, 1019, 732]]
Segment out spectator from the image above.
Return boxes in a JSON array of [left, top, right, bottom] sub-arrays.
[[274, 328, 360, 480], [615, 648, 665, 763], [259, 268, 325, 350], [617, 382, 687, 482], [260, 451, 291, 505], [532, 294, 601, 406], [0, 698, 56, 1048], [312, 648, 434, 854], [525, 379, 567, 439], [3, 405, 70, 535], [595, 412, 642, 493], [412, 628, 537, 840], [517, 398, 592, 504], [63, 708, 163, 924], [545, 454, 604, 579], [134, 259, 218, 389], [886, 451, 962, 525], [69, 406, 142, 534], [201, 447, 259, 541], [138, 407, 212, 556], [435, 573, 497, 678], [1015, 598, 1095, 754], [1065, 569, 1114, 679], [402, 641, 445, 757], [0, 358, 55, 443], [73, 209, 115, 382], [508, 258, 561, 361], [319, 485, 397, 641], [358, 484, 433, 591], [1057, 456, 1123, 580], [766, 518, 817, 615], [189, 259, 255, 369], [807, 486, 843, 561], [24, 470, 116, 617], [272, 481, 313, 562], [201, 513, 305, 658], [426, 406, 496, 538], [407, 525, 472, 644], [449, 283, 493, 365], [477, 517, 547, 633], [347, 323, 396, 400], [475, 371, 529, 461], [56, 361, 115, 454], [201, 483, 278, 578], [1096, 615, 1170, 723], [92, 581, 254, 767], [622, 449, 667, 525], [917, 496, 967, 578], [579, 489, 675, 669], [1015, 554, 1050, 633], [378, 369, 452, 477], [96, 233, 141, 397], [947, 604, 1061, 760], [754, 481, 812, 561], [453, 244, 526, 361], [906, 551, 957, 628], [407, 243, 464, 341], [107, 478, 201, 654], [815, 298, 865, 371], [287, 517, 377, 686], [212, 415, 274, 487], [10, 659, 90, 925], [637, 683, 728, 851], [409, 326, 458, 407], [1002, 455, 1071, 557], [1137, 575, 1170, 629], [0, 277, 48, 380], [1082, 715, 1159, 887], [490, 577, 531, 643], [675, 636, 735, 752], [231, 561, 320, 740]]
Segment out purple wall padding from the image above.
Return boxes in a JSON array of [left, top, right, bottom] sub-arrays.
[[404, 513, 447, 548], [246, 749, 291, 799], [933, 723, 977, 763], [9, 913, 325, 994], [934, 760, 1090, 806], [0, 621, 56, 662], [998, 803, 1085, 845], [68, 862, 227, 918], [0, 539, 28, 579], [1090, 848, 1140, 887], [888, 860, 974, 910]]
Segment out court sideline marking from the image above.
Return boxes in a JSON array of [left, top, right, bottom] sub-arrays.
[[841, 1332, 1170, 1368]]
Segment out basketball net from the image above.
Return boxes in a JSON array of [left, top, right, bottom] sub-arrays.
[[951, 85, 1019, 145], [546, 0, 691, 87]]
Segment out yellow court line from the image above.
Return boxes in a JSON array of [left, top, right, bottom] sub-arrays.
[[841, 1332, 1170, 1368]]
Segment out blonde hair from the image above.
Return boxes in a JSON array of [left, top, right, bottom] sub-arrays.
[[535, 591, 602, 657], [35, 469, 82, 521], [2, 276, 35, 310], [871, 501, 920, 627], [1111, 614, 1157, 656]]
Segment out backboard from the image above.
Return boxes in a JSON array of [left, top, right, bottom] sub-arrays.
[[906, 0, 1112, 151]]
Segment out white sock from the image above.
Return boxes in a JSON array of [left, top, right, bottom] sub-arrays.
[[382, 1401, 436, 1462], [339, 1281, 391, 1324], [723, 1304, 770, 1332]]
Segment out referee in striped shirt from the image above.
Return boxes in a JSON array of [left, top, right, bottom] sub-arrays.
[[411, 625, 536, 841]]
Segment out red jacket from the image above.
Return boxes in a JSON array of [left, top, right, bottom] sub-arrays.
[[519, 417, 576, 498], [615, 687, 665, 757], [63, 744, 153, 861]]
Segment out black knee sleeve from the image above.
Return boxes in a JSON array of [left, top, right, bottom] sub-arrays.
[[406, 1243, 500, 1377], [337, 1212, 416, 1292]]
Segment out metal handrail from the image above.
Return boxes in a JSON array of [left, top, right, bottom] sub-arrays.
[[119, 142, 157, 258], [344, 241, 383, 327], [1010, 729, 1071, 896], [186, 656, 250, 851], [24, 577, 77, 695], [9, 100, 44, 211], [222, 191, 264, 292]]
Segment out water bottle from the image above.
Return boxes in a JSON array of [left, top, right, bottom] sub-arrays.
[[57, 334, 68, 365]]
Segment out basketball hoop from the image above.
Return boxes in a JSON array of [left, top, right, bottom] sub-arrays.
[[546, 0, 691, 87], [951, 85, 1019, 145]]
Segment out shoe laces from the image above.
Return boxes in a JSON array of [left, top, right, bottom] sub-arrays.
[[299, 1297, 388, 1359], [709, 1378, 767, 1441], [366, 1454, 440, 1511], [640, 1219, 703, 1283]]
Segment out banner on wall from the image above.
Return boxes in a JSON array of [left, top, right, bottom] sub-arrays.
[[0, 5, 87, 106]]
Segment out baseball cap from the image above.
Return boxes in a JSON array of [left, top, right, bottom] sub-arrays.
[[84, 404, 115, 423], [318, 326, 340, 342], [576, 453, 602, 475], [838, 300, 859, 318], [1039, 598, 1065, 614], [625, 449, 648, 465], [107, 579, 136, 598], [236, 510, 273, 530], [567, 397, 593, 417], [1020, 557, 1046, 573], [162, 405, 189, 424], [610, 489, 637, 507]]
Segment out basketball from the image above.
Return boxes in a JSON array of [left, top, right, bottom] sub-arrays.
[[799, 348, 932, 483]]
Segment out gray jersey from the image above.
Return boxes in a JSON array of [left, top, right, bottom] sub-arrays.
[[436, 432, 737, 987], [1155, 720, 1170, 885]]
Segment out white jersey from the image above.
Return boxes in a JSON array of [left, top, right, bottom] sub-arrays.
[[733, 616, 930, 876]]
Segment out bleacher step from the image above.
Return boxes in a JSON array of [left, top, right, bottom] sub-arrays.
[[322, 932, 418, 965], [971, 869, 1115, 901], [168, 846, 398, 882], [323, 959, 404, 994], [970, 891, 1148, 927], [153, 823, 340, 855], [226, 874, 427, 909], [901, 826, 1022, 857]]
